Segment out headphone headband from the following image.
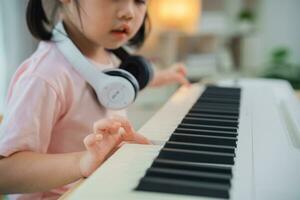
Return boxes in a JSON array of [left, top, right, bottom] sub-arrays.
[[52, 22, 137, 110], [52, 22, 108, 88]]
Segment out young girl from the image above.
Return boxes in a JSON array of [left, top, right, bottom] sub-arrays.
[[0, 0, 189, 199]]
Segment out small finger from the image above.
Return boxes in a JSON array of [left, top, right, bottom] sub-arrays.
[[118, 127, 126, 139], [107, 121, 122, 134], [110, 115, 135, 134], [93, 118, 118, 134], [84, 133, 102, 147], [174, 74, 190, 86], [176, 64, 187, 76], [93, 119, 109, 133], [95, 134, 103, 142]]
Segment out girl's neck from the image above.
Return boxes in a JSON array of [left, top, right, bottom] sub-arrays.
[[62, 20, 111, 65]]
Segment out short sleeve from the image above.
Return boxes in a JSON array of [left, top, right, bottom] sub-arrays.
[[0, 74, 62, 157]]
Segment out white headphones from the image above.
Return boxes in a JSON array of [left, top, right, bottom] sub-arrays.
[[52, 22, 153, 110]]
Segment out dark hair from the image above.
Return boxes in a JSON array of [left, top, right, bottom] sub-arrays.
[[26, 0, 150, 48]]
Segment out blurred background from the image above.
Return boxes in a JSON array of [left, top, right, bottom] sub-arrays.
[[0, 0, 300, 128]]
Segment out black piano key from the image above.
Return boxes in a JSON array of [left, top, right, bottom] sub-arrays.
[[204, 86, 241, 94], [169, 133, 237, 147], [188, 108, 240, 117], [192, 105, 240, 112], [197, 102, 239, 107], [182, 117, 239, 127], [158, 148, 235, 165], [136, 177, 230, 199], [153, 158, 233, 175], [196, 97, 240, 105], [191, 104, 240, 112], [205, 85, 241, 89], [186, 113, 239, 121], [204, 90, 240, 94], [193, 100, 240, 106], [200, 94, 240, 100], [202, 91, 240, 96], [145, 167, 231, 185], [178, 123, 238, 132], [165, 141, 236, 154], [190, 106, 240, 114], [201, 92, 240, 97], [175, 127, 238, 138]]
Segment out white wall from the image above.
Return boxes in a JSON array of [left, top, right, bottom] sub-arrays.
[[0, 7, 7, 113], [258, 0, 300, 64], [0, 0, 38, 113]]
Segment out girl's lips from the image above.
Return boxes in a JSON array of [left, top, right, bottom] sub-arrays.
[[110, 31, 128, 40], [111, 24, 131, 35], [110, 24, 131, 40]]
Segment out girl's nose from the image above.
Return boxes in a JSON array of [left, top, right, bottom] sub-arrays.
[[117, 3, 135, 21]]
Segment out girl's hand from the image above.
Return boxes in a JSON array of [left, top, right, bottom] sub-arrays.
[[150, 63, 190, 87], [79, 116, 150, 177]]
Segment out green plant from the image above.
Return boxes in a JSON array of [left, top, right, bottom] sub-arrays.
[[238, 9, 255, 22], [262, 47, 300, 89]]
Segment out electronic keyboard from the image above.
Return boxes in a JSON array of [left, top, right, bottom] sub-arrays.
[[60, 78, 300, 200]]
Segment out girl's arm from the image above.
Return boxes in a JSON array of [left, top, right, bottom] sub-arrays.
[[0, 115, 149, 194], [149, 63, 190, 87], [0, 151, 83, 194]]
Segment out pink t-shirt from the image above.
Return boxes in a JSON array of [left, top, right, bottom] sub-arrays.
[[0, 41, 126, 200]]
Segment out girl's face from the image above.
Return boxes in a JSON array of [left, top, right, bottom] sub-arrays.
[[61, 0, 147, 49]]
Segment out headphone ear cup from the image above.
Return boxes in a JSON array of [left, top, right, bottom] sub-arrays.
[[119, 56, 153, 90], [104, 69, 139, 98]]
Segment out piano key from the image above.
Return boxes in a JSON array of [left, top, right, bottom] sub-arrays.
[[174, 127, 238, 137], [204, 86, 241, 94], [181, 117, 239, 128], [192, 102, 240, 108], [164, 141, 235, 155], [188, 108, 239, 117], [201, 91, 240, 97], [169, 133, 237, 147], [190, 106, 240, 113], [158, 148, 235, 165], [136, 176, 230, 199], [152, 158, 233, 175], [200, 94, 241, 100], [186, 113, 239, 121], [164, 141, 236, 154], [191, 104, 240, 112], [178, 123, 238, 132], [194, 99, 240, 104], [196, 97, 240, 105], [144, 167, 232, 185]]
